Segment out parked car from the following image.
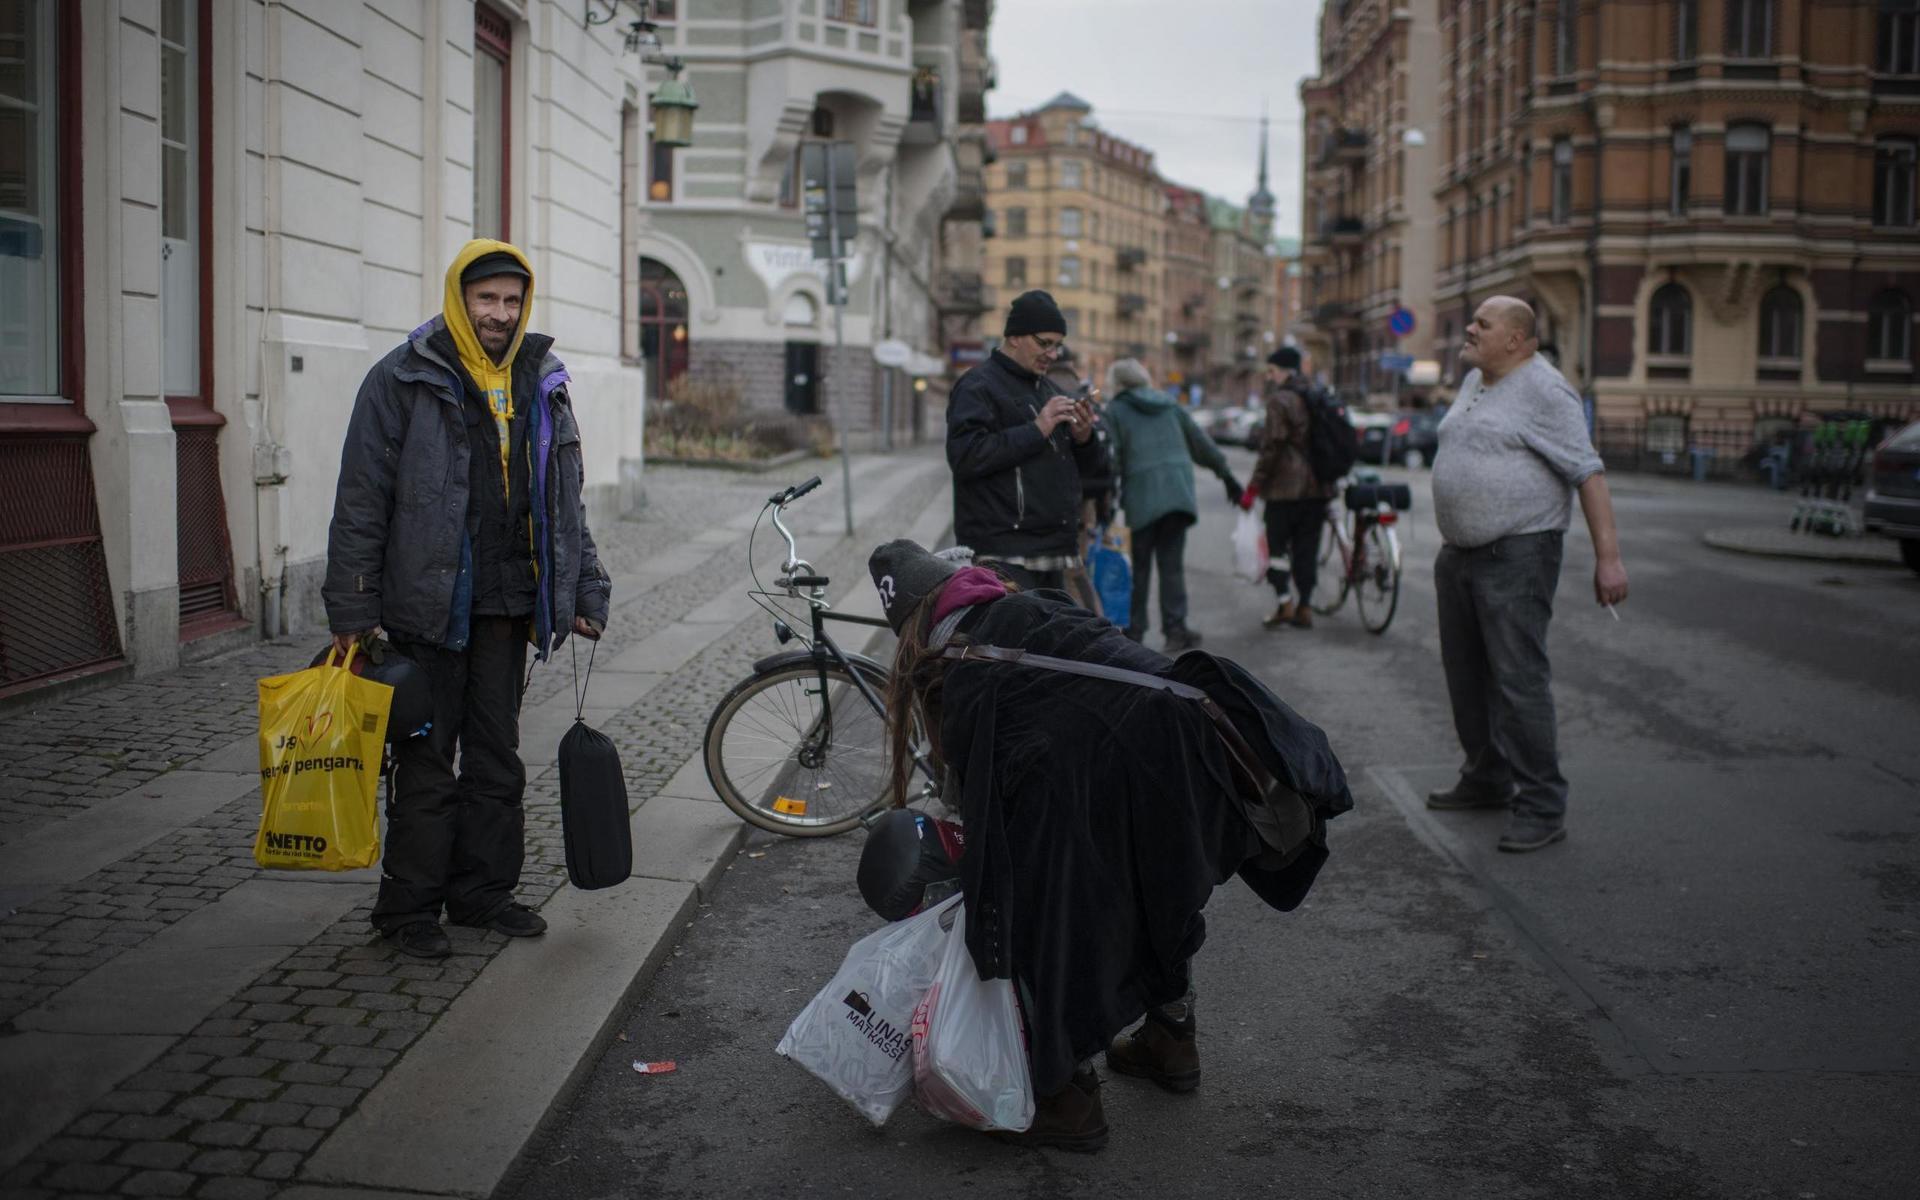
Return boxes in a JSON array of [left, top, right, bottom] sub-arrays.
[[1864, 419, 1920, 576], [1209, 405, 1264, 447], [1349, 411, 1394, 462], [1358, 409, 1444, 468]]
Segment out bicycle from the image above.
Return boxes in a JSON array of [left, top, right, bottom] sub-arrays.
[[1311, 479, 1408, 635], [701, 476, 941, 837]]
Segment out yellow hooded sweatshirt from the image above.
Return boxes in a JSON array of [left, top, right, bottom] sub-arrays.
[[443, 239, 536, 493]]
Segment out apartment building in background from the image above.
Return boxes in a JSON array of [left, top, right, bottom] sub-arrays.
[[1207, 195, 1279, 404], [636, 0, 991, 447], [1432, 0, 1919, 439], [1162, 183, 1216, 396], [1297, 0, 1443, 404], [983, 93, 1168, 387], [0, 0, 657, 695]]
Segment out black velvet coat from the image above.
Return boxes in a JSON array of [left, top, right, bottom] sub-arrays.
[[940, 591, 1352, 1096]]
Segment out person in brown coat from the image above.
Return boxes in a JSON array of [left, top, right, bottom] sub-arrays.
[[1240, 347, 1333, 629]]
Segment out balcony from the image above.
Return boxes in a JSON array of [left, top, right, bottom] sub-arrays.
[[1117, 246, 1147, 271], [1126, 341, 1150, 358], [1316, 127, 1369, 167], [957, 64, 989, 124], [1117, 292, 1148, 317], [1313, 301, 1360, 329], [902, 72, 944, 146], [962, 0, 990, 31], [947, 167, 985, 221], [1321, 215, 1365, 247], [937, 270, 989, 315]]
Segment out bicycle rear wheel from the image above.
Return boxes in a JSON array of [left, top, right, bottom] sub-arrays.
[[1354, 523, 1401, 634], [703, 660, 898, 837], [1312, 512, 1350, 616]]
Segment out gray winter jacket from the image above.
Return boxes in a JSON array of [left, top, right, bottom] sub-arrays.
[[322, 317, 611, 660]]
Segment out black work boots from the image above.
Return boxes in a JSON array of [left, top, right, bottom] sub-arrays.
[[1105, 1009, 1201, 1093]]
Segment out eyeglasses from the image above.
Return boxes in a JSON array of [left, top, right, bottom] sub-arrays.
[[1031, 336, 1065, 353]]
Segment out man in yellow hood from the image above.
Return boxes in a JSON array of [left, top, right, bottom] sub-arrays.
[[323, 239, 613, 959]]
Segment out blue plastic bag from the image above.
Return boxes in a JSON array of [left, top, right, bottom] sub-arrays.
[[1085, 526, 1133, 626]]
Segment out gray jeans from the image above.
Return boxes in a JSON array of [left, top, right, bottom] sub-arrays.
[[1128, 512, 1192, 635], [1434, 531, 1568, 823]]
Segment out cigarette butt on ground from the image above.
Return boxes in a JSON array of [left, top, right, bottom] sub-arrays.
[[632, 1060, 677, 1075], [1606, 603, 1620, 621]]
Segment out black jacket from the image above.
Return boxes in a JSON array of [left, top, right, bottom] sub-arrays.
[[322, 316, 611, 659], [946, 350, 1108, 558]]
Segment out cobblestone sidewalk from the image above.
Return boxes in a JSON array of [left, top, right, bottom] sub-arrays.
[[0, 452, 945, 1200]]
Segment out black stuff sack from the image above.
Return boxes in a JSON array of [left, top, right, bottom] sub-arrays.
[[559, 719, 632, 889], [557, 638, 631, 890]]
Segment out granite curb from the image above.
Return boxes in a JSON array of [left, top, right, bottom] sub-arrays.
[[1701, 525, 1907, 567]]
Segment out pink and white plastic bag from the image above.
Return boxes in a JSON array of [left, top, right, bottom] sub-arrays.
[[909, 902, 1034, 1132]]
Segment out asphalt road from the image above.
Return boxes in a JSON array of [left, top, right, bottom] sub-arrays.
[[505, 459, 1920, 1200]]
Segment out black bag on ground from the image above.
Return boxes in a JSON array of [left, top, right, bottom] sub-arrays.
[[1303, 387, 1360, 486], [558, 641, 632, 890]]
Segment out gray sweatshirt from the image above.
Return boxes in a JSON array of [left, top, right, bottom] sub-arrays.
[[1431, 354, 1604, 549]]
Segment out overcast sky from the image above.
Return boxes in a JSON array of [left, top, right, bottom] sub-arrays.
[[986, 0, 1325, 244]]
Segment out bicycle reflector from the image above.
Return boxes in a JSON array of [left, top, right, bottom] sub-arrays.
[[1377, 509, 1398, 525]]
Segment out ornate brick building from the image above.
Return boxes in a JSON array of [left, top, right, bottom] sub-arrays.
[[1431, 0, 1919, 438]]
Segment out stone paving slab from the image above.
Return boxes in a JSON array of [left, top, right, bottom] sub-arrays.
[[300, 876, 698, 1198], [0, 1032, 173, 1171]]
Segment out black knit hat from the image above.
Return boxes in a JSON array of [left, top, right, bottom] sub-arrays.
[[868, 539, 960, 634], [1004, 290, 1067, 338], [1267, 346, 1302, 370], [460, 251, 531, 286]]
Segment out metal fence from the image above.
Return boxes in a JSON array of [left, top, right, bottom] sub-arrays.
[[1592, 421, 1774, 482]]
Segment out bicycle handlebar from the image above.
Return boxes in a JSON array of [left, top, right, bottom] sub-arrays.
[[768, 475, 823, 507]]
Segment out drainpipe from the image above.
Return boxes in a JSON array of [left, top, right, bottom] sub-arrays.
[[1584, 7, 1605, 398]]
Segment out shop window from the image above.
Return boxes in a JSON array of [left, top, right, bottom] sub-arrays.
[[0, 0, 68, 400], [639, 257, 689, 403]]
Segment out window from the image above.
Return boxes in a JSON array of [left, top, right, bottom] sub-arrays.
[[1005, 206, 1027, 237], [1670, 126, 1692, 215], [1060, 207, 1082, 237], [1757, 285, 1802, 362], [1010, 124, 1028, 145], [1725, 123, 1770, 216], [159, 0, 202, 399], [1005, 160, 1028, 188], [1060, 160, 1083, 189], [1648, 283, 1692, 357], [638, 257, 689, 404], [650, 138, 674, 203], [1674, 0, 1697, 60], [1869, 290, 1913, 362], [1, 0, 62, 398], [1058, 255, 1081, 288], [474, 6, 511, 238], [1727, 0, 1773, 58], [1550, 138, 1573, 224], [1554, 1, 1578, 75], [1874, 139, 1917, 227], [824, 0, 877, 25], [1005, 257, 1027, 288], [1882, 1, 1920, 73]]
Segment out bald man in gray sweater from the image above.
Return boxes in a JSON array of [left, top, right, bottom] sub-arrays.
[[1427, 296, 1629, 853]]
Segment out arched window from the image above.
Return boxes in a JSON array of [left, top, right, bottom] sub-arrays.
[[1757, 285, 1802, 363], [639, 257, 690, 402], [1869, 290, 1914, 362], [1648, 283, 1692, 357]]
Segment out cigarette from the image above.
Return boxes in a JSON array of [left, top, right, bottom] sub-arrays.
[[1606, 603, 1620, 621]]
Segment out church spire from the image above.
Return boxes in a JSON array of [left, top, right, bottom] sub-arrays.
[[1248, 101, 1275, 235]]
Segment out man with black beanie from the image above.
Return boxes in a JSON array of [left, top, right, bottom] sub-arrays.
[[946, 290, 1108, 594]]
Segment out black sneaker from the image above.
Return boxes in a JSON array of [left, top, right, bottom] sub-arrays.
[[385, 921, 451, 959], [1426, 782, 1514, 811], [1497, 820, 1567, 853], [458, 903, 548, 938]]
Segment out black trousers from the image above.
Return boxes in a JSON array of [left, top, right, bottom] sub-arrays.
[[1128, 513, 1192, 636], [1264, 499, 1325, 604], [1434, 532, 1568, 823], [373, 616, 529, 932]]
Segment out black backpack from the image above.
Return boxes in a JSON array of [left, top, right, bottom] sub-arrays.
[[1301, 387, 1358, 486]]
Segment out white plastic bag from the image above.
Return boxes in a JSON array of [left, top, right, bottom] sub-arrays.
[[1232, 508, 1270, 583], [910, 903, 1035, 1132], [776, 895, 959, 1126]]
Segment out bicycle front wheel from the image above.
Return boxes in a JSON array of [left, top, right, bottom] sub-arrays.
[[1312, 512, 1350, 616], [1354, 523, 1402, 634], [704, 660, 898, 837]]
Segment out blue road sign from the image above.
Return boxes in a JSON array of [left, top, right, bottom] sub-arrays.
[[1388, 306, 1416, 337], [1378, 353, 1415, 372]]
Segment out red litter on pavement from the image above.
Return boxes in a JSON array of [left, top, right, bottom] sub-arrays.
[[632, 1060, 677, 1075]]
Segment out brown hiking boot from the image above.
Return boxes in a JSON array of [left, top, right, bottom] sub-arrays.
[[1106, 1011, 1200, 1093], [1262, 601, 1297, 629], [1291, 606, 1313, 629], [994, 1067, 1108, 1153]]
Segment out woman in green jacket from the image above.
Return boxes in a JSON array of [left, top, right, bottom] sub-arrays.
[[1102, 360, 1242, 651]]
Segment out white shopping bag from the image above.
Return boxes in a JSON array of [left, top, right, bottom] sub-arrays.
[[910, 902, 1035, 1132], [776, 895, 959, 1126], [1232, 509, 1270, 583]]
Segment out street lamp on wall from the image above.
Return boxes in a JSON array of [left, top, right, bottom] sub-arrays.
[[586, 0, 698, 146], [651, 67, 698, 148]]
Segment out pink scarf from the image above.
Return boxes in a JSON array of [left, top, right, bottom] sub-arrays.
[[930, 566, 1007, 625]]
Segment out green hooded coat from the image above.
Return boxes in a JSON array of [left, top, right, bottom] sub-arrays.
[[1105, 388, 1234, 531]]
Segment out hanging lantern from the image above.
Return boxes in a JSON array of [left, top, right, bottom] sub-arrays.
[[652, 70, 698, 149]]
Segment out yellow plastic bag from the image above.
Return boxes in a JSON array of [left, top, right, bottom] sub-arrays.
[[253, 645, 392, 871]]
